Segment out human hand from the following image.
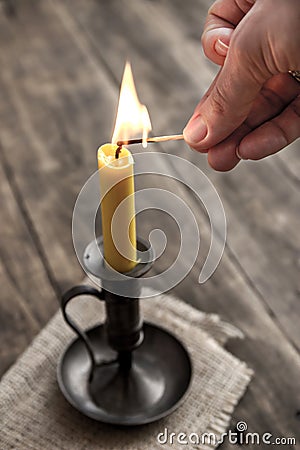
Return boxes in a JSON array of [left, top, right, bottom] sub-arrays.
[[183, 0, 300, 171]]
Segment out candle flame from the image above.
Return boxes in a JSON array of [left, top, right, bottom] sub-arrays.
[[111, 61, 152, 146]]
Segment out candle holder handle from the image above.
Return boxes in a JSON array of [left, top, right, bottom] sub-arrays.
[[61, 285, 105, 376]]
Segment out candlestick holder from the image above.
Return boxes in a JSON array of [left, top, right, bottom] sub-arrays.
[[57, 237, 192, 426]]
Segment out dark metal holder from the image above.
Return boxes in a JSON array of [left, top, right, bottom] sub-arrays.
[[57, 237, 192, 426]]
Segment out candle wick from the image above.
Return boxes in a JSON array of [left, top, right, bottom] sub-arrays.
[[115, 145, 122, 159]]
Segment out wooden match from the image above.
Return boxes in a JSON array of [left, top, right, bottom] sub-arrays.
[[116, 134, 184, 147]]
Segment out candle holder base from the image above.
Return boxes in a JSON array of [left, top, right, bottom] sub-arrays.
[[57, 322, 192, 426]]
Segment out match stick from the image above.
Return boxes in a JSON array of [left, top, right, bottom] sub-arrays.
[[116, 134, 184, 147]]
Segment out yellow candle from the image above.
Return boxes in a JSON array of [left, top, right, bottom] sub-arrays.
[[98, 143, 137, 272]]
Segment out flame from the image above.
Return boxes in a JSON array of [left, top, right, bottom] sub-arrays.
[[111, 61, 152, 146]]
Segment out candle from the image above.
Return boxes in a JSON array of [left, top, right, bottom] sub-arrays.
[[98, 143, 137, 272], [97, 62, 151, 272]]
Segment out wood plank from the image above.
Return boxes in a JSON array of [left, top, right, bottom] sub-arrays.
[[0, 0, 118, 290], [277, 141, 300, 184], [0, 261, 37, 377], [0, 157, 58, 377]]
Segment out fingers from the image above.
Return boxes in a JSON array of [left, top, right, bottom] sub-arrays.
[[183, 44, 267, 152], [186, 0, 300, 170], [207, 0, 255, 27], [207, 124, 249, 171], [207, 138, 241, 171], [191, 68, 223, 112], [202, 0, 255, 65], [206, 74, 300, 170], [245, 73, 300, 129], [202, 27, 232, 66], [238, 95, 300, 160]]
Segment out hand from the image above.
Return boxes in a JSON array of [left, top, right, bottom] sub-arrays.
[[183, 0, 300, 171]]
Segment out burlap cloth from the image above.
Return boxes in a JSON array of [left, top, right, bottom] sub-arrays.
[[0, 286, 253, 450]]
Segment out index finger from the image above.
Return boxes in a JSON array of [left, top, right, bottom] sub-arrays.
[[202, 0, 255, 64], [206, 0, 255, 29]]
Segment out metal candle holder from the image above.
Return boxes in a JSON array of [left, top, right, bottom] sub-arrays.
[[57, 237, 192, 426]]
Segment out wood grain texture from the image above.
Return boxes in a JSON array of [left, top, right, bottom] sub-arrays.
[[0, 0, 116, 290], [0, 152, 58, 376], [0, 0, 299, 446]]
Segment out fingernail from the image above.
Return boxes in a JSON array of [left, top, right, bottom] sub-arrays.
[[236, 146, 248, 160], [215, 39, 229, 57], [183, 115, 207, 144], [236, 146, 242, 159]]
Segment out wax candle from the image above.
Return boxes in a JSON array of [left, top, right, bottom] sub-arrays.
[[98, 143, 137, 273]]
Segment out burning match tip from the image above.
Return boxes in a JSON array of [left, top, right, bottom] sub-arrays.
[[115, 145, 122, 159]]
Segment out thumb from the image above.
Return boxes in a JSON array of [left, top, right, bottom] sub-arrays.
[[184, 37, 269, 152]]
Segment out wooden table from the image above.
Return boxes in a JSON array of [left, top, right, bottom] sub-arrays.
[[0, 1, 299, 447]]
